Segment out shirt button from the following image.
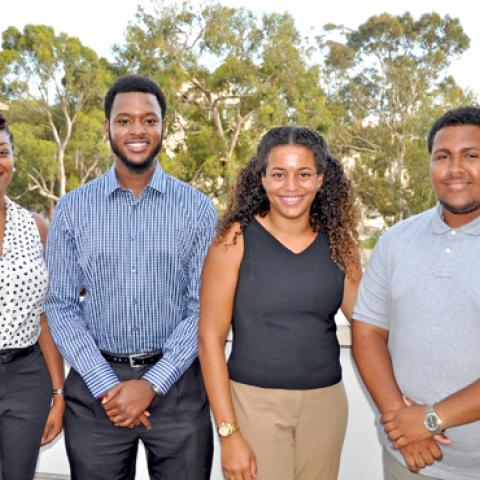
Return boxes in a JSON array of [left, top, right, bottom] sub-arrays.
[[131, 234, 136, 241], [132, 266, 137, 274], [445, 247, 451, 254], [451, 230, 456, 236], [132, 298, 137, 305]]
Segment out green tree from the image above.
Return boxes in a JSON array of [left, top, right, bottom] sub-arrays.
[[321, 12, 474, 224], [0, 24, 112, 214], [115, 1, 332, 202]]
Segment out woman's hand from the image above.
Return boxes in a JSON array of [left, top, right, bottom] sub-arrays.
[[221, 433, 257, 480], [41, 395, 65, 446]]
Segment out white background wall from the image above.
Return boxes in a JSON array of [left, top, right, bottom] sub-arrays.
[[36, 325, 383, 479]]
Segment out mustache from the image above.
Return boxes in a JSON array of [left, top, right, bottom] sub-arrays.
[[441, 173, 472, 183]]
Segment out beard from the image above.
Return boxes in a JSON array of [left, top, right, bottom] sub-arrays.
[[440, 199, 480, 215], [109, 132, 163, 174]]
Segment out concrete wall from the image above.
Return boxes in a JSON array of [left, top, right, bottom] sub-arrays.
[[36, 323, 383, 479]]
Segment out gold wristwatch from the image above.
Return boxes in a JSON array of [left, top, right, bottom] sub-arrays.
[[217, 422, 240, 438]]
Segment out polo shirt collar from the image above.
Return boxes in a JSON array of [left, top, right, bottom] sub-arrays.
[[104, 162, 167, 197], [431, 203, 480, 236]]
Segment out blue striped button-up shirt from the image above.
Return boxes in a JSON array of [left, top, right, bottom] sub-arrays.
[[45, 164, 217, 398]]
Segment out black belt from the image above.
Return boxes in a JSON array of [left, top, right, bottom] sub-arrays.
[[0, 344, 37, 364], [101, 350, 162, 367]]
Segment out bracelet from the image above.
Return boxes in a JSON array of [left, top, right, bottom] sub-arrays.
[[52, 388, 64, 396]]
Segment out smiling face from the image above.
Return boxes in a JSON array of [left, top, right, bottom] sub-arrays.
[[430, 124, 480, 226], [105, 91, 165, 174], [0, 130, 14, 194], [261, 144, 324, 221]]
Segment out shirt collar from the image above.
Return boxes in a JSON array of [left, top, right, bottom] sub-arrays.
[[104, 162, 167, 197], [431, 203, 480, 236]]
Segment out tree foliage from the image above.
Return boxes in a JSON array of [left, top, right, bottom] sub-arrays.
[[0, 6, 476, 223], [320, 12, 474, 224], [0, 24, 112, 214], [114, 1, 331, 199]]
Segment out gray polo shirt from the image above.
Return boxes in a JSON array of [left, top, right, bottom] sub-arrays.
[[353, 205, 480, 480]]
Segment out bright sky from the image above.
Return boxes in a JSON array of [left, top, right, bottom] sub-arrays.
[[3, 0, 479, 96]]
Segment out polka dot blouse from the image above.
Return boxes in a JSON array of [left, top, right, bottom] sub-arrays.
[[0, 197, 48, 349]]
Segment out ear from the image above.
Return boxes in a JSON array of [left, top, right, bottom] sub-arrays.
[[162, 119, 168, 136], [261, 173, 267, 190], [317, 172, 325, 191], [103, 118, 110, 142]]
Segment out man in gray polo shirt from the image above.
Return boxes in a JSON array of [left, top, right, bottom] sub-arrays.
[[352, 106, 480, 480]]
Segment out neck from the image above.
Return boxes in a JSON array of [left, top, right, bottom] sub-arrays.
[[261, 211, 312, 237], [443, 208, 480, 228], [114, 159, 156, 198]]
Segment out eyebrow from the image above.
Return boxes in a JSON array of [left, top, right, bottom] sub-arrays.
[[433, 146, 480, 154], [0, 142, 9, 147], [114, 111, 160, 117], [269, 166, 315, 170]]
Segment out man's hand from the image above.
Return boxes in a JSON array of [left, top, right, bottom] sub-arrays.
[[102, 380, 155, 429], [400, 438, 443, 473], [382, 397, 451, 449]]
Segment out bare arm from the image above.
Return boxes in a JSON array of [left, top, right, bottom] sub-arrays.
[[436, 379, 480, 429], [340, 249, 362, 322], [351, 320, 403, 413], [198, 225, 257, 480], [352, 320, 446, 471], [33, 213, 65, 445]]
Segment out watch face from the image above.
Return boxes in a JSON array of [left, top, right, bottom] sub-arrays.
[[218, 425, 230, 437], [425, 412, 440, 431]]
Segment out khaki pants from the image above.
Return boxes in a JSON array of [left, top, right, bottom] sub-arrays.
[[231, 380, 348, 480], [383, 449, 442, 480]]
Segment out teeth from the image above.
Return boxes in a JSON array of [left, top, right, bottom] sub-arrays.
[[281, 196, 302, 205]]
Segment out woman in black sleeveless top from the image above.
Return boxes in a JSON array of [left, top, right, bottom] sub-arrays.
[[199, 127, 361, 480]]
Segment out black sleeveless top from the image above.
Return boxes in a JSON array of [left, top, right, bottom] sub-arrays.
[[228, 218, 345, 389]]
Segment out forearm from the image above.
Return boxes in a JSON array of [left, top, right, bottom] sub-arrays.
[[38, 314, 64, 390], [436, 379, 480, 429], [198, 336, 237, 426], [352, 320, 403, 413]]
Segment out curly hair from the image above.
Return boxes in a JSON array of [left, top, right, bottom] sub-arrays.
[[219, 126, 360, 277], [0, 113, 14, 150]]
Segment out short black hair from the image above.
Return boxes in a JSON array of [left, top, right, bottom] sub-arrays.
[[428, 106, 480, 153], [0, 112, 14, 151], [104, 75, 167, 121]]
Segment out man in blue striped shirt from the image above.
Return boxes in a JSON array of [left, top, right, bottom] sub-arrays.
[[45, 75, 217, 479]]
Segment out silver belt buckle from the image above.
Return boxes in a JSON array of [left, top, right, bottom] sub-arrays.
[[128, 353, 146, 368]]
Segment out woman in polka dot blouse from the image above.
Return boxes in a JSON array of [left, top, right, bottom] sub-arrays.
[[0, 113, 65, 480]]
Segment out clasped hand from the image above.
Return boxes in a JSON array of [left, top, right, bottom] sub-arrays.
[[381, 397, 451, 473], [102, 379, 155, 429]]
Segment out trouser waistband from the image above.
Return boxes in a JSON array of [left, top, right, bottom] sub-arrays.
[[0, 343, 37, 364]]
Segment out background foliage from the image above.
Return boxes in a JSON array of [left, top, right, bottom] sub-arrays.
[[0, 2, 476, 228]]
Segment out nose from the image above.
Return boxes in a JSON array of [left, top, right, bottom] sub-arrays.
[[449, 154, 466, 172], [129, 119, 146, 136], [285, 173, 298, 191]]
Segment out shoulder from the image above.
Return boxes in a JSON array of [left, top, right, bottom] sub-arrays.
[[31, 212, 48, 246], [208, 221, 244, 262], [164, 174, 215, 211], [163, 174, 218, 230], [377, 208, 435, 251], [60, 174, 108, 206]]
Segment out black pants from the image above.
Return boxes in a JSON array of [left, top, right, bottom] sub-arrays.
[[0, 345, 52, 480], [64, 359, 213, 480]]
